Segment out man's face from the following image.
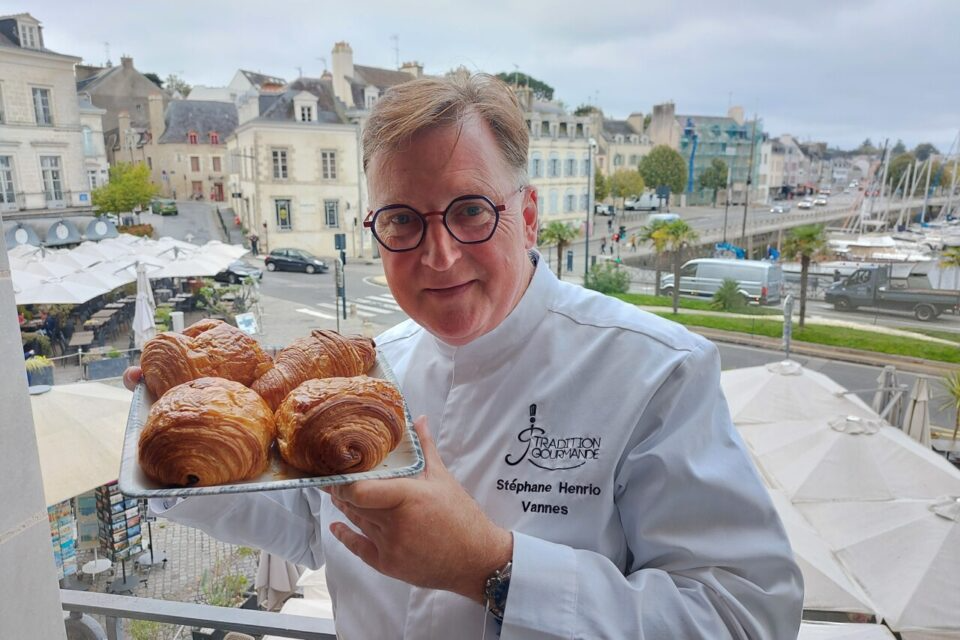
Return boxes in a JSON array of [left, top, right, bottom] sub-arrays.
[[366, 114, 538, 346]]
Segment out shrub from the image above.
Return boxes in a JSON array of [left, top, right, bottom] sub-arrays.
[[24, 355, 53, 372], [585, 262, 630, 294], [711, 278, 747, 311], [117, 223, 154, 238]]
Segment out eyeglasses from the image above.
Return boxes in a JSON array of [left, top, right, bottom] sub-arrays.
[[363, 188, 524, 253]]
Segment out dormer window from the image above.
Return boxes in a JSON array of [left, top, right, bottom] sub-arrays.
[[300, 105, 313, 122], [209, 132, 220, 145], [19, 22, 39, 49], [188, 131, 198, 144]]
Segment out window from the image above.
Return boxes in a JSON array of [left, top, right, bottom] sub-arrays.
[[564, 190, 575, 213], [191, 181, 203, 197], [575, 123, 583, 138], [272, 149, 288, 179], [300, 105, 313, 122], [549, 189, 559, 214], [146, 157, 152, 169], [321, 151, 337, 180], [548, 153, 560, 177], [629, 154, 638, 165], [613, 154, 623, 167], [565, 157, 576, 177], [40, 156, 63, 202], [275, 199, 292, 230], [87, 169, 98, 190], [81, 126, 95, 156], [324, 200, 339, 227], [582, 154, 590, 177], [530, 152, 542, 178], [541, 121, 550, 137], [559, 123, 568, 138], [580, 191, 588, 211], [190, 156, 200, 172], [0, 156, 16, 206], [210, 132, 220, 145], [212, 156, 222, 172], [188, 131, 198, 144], [0, 84, 5, 123], [32, 88, 52, 125], [19, 23, 38, 49]]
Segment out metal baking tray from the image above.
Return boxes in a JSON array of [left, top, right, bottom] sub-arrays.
[[117, 352, 424, 498]]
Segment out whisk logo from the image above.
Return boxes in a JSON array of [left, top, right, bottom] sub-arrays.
[[504, 404, 601, 471]]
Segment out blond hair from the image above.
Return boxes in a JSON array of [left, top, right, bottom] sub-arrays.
[[362, 70, 529, 182]]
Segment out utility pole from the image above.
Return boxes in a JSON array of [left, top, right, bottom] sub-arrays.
[[390, 35, 399, 69], [723, 161, 732, 243], [739, 115, 758, 250], [584, 139, 596, 281]]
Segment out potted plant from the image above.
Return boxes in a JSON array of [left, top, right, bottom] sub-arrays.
[[191, 569, 251, 639], [85, 348, 130, 380], [24, 355, 54, 386]]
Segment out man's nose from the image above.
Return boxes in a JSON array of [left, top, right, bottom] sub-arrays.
[[419, 218, 461, 270]]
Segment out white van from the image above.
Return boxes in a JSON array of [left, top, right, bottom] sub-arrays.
[[624, 193, 661, 211], [660, 258, 783, 304]]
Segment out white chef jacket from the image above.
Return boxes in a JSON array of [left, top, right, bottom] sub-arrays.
[[156, 256, 803, 639]]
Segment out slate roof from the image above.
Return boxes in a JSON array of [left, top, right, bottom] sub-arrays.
[[600, 119, 643, 142], [0, 15, 73, 58], [256, 77, 344, 124], [528, 100, 564, 115], [157, 100, 238, 144], [75, 65, 118, 91], [240, 69, 286, 88], [353, 64, 414, 89]]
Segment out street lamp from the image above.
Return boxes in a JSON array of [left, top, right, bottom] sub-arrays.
[[683, 118, 699, 195], [584, 137, 597, 281]]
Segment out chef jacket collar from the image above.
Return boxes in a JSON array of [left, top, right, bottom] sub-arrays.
[[429, 252, 553, 366]]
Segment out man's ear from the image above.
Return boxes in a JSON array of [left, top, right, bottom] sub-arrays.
[[522, 187, 539, 249]]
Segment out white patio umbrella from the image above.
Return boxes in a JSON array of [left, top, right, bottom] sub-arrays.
[[152, 247, 232, 278], [901, 377, 932, 448], [201, 240, 249, 261], [71, 239, 136, 263], [133, 262, 157, 349], [14, 275, 108, 305], [740, 418, 960, 502], [29, 382, 132, 506], [798, 497, 960, 634], [15, 256, 77, 279], [798, 622, 895, 639], [11, 268, 45, 294], [768, 491, 878, 617], [721, 361, 878, 425], [255, 551, 303, 611]]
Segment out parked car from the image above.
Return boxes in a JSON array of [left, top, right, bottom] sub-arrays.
[[214, 260, 263, 284], [594, 203, 615, 216], [647, 212, 680, 225], [797, 199, 814, 209], [150, 198, 178, 216], [660, 258, 783, 305], [814, 196, 828, 206], [825, 264, 960, 321], [770, 203, 792, 214], [264, 248, 329, 274], [624, 193, 661, 211]]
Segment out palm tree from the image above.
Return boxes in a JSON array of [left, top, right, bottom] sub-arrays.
[[781, 224, 827, 328], [639, 219, 670, 295], [538, 221, 580, 280], [939, 370, 960, 441], [661, 219, 699, 314]]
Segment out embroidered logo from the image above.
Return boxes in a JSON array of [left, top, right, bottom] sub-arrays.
[[504, 404, 601, 471]]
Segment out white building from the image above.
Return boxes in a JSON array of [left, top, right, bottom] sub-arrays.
[[0, 13, 101, 222]]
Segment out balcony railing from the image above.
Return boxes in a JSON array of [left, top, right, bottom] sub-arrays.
[[61, 590, 337, 640]]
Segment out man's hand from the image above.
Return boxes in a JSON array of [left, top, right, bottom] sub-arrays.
[[328, 416, 513, 602], [123, 366, 143, 391]]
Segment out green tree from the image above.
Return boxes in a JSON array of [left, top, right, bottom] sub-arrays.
[[855, 138, 877, 155], [659, 219, 699, 314], [698, 158, 728, 205], [638, 145, 687, 196], [913, 142, 939, 162], [495, 71, 554, 101], [639, 219, 670, 295], [164, 73, 191, 97], [538, 221, 580, 280], [781, 224, 827, 328], [594, 167, 609, 202], [939, 371, 960, 441], [887, 152, 916, 190], [91, 162, 158, 216], [574, 104, 601, 117], [143, 72, 164, 89], [608, 169, 645, 212], [712, 278, 747, 311], [891, 139, 907, 155]]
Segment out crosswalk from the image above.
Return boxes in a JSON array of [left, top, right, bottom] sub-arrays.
[[296, 292, 405, 321]]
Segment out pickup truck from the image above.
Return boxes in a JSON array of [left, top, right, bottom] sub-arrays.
[[824, 264, 960, 321]]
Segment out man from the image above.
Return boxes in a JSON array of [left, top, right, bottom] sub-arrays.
[[128, 72, 802, 638]]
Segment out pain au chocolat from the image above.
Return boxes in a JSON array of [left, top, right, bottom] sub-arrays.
[[138, 377, 276, 487], [140, 319, 273, 399], [251, 330, 376, 411], [275, 376, 405, 476]]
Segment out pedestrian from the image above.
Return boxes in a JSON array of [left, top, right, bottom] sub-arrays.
[[833, 269, 842, 283], [607, 217, 613, 232], [600, 235, 607, 255], [628, 233, 637, 252], [248, 233, 260, 256], [125, 72, 801, 638]]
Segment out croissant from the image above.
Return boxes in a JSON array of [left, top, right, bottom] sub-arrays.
[[275, 376, 405, 476], [252, 330, 376, 410], [141, 318, 273, 399], [138, 377, 276, 487]]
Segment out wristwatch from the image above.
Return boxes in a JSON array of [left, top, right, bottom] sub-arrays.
[[483, 561, 512, 621]]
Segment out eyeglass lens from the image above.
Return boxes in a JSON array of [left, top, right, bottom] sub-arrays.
[[373, 197, 498, 251]]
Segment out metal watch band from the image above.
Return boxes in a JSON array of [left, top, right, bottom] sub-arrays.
[[483, 561, 512, 621]]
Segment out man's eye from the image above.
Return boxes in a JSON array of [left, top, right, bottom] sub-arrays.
[[387, 213, 413, 225], [463, 205, 483, 217]]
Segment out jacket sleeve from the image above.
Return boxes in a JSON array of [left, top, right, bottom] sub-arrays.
[[149, 489, 327, 569], [501, 341, 804, 639]]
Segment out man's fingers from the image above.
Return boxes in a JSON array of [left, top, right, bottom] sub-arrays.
[[413, 415, 445, 478], [123, 366, 143, 391], [331, 478, 412, 510], [330, 522, 380, 568], [331, 497, 382, 535]]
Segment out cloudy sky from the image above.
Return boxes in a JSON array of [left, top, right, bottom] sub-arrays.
[[27, 0, 960, 152]]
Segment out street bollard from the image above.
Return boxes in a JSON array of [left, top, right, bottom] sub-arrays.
[[566, 250, 574, 273]]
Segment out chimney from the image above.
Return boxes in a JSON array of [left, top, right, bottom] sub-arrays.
[[649, 102, 675, 147], [331, 41, 355, 108], [148, 94, 165, 141], [727, 105, 744, 126], [400, 61, 423, 78], [120, 56, 133, 70], [626, 112, 645, 134], [513, 85, 533, 112]]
